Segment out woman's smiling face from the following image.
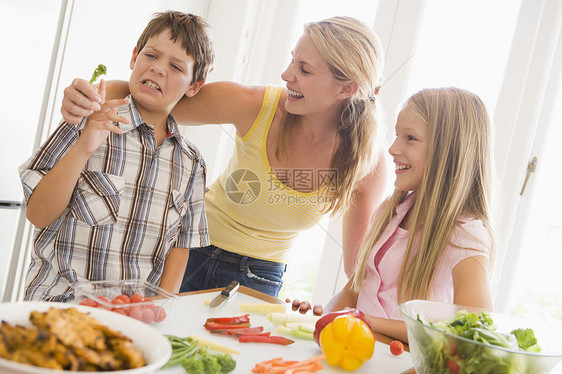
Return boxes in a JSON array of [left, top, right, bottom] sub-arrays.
[[389, 107, 429, 192], [280, 32, 347, 119]]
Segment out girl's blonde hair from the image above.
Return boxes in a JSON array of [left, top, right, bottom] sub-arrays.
[[276, 16, 385, 214], [353, 87, 495, 302]]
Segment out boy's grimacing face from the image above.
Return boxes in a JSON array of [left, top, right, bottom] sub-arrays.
[[128, 31, 203, 114]]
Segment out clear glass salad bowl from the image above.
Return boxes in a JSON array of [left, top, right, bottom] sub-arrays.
[[399, 300, 562, 374]]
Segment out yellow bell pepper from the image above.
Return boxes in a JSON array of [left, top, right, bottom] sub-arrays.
[[319, 314, 375, 371]]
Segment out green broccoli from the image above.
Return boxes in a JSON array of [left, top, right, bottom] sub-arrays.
[[215, 353, 236, 373], [166, 335, 236, 374], [201, 355, 221, 374], [89, 64, 107, 84], [181, 357, 205, 374]]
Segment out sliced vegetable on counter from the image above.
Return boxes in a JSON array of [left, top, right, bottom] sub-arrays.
[[211, 326, 265, 336], [314, 311, 375, 371], [163, 335, 236, 373], [276, 322, 316, 340], [240, 302, 287, 314], [206, 314, 251, 325], [252, 354, 325, 373], [266, 312, 320, 341], [239, 335, 295, 345], [188, 334, 241, 355], [204, 315, 295, 345], [268, 312, 320, 325], [205, 321, 251, 330]]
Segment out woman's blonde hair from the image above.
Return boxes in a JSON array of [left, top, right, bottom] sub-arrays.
[[352, 87, 495, 302], [276, 16, 385, 214]]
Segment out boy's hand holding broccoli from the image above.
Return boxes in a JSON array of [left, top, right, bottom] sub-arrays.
[[61, 64, 130, 125], [75, 80, 128, 156]]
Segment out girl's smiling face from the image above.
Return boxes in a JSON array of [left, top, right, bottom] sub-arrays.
[[389, 107, 429, 192]]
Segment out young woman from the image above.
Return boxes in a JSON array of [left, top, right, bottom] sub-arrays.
[[293, 87, 495, 342], [60, 16, 388, 297]]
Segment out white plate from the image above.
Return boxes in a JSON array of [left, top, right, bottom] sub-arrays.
[[0, 301, 171, 374]]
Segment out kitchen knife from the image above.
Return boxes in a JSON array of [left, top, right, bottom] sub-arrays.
[[209, 281, 240, 308]]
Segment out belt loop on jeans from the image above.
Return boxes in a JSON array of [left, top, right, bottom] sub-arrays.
[[239, 256, 249, 271], [211, 246, 222, 259]]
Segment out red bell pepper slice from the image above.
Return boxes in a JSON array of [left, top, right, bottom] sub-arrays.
[[209, 327, 266, 336], [204, 321, 251, 331], [228, 329, 270, 337], [238, 335, 295, 345], [205, 314, 250, 325]]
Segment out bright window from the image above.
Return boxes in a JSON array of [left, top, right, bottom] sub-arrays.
[[0, 0, 63, 300], [506, 60, 562, 325], [406, 0, 522, 109]]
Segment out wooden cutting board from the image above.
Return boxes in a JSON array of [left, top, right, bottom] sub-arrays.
[[153, 288, 413, 373]]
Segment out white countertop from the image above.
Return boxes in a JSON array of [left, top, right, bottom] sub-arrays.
[[153, 289, 413, 373]]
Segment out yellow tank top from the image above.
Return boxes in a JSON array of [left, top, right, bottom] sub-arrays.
[[205, 86, 330, 263]]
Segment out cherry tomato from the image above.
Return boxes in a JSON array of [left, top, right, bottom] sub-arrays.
[[110, 298, 130, 314], [95, 296, 111, 309], [153, 307, 167, 322], [111, 298, 125, 305], [390, 340, 405, 356], [141, 308, 155, 324], [129, 306, 143, 321], [447, 356, 461, 373], [96, 296, 109, 303], [130, 294, 145, 303], [112, 308, 128, 316], [114, 294, 131, 304], [78, 298, 97, 307], [448, 339, 458, 356]]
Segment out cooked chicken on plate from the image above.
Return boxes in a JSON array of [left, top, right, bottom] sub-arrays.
[[0, 307, 145, 371]]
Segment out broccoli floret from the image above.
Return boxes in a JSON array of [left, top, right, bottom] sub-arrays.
[[167, 335, 236, 374], [89, 64, 107, 84], [215, 353, 236, 373], [181, 356, 205, 374], [201, 355, 221, 374]]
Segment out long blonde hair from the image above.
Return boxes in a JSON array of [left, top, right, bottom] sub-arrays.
[[353, 87, 495, 302], [276, 16, 385, 214]]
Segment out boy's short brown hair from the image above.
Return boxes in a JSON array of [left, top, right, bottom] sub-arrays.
[[136, 11, 215, 84]]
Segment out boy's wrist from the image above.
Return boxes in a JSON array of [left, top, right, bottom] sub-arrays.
[[71, 139, 96, 162]]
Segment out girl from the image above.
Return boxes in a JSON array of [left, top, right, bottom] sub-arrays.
[[60, 17, 388, 297], [295, 87, 495, 342]]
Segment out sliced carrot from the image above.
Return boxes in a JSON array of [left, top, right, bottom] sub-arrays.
[[252, 355, 324, 374]]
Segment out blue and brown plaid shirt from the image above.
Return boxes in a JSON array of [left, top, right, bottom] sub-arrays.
[[19, 95, 209, 301]]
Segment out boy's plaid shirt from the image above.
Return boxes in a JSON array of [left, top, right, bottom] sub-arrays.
[[19, 96, 209, 301]]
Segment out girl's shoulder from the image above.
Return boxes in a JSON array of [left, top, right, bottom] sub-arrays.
[[450, 216, 492, 253]]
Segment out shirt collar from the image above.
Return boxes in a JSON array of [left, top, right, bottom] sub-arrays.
[[114, 94, 183, 141]]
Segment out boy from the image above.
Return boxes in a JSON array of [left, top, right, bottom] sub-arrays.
[[18, 11, 214, 301]]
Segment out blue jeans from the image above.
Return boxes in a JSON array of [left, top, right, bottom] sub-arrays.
[[180, 245, 286, 297]]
